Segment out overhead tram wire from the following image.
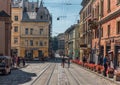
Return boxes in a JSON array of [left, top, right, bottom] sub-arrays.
[[43, 2, 80, 6]]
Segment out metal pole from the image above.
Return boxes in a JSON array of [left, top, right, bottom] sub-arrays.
[[98, 24, 101, 65]]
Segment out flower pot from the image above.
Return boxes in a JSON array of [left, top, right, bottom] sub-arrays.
[[98, 70, 101, 74], [108, 73, 114, 78], [116, 76, 120, 81]]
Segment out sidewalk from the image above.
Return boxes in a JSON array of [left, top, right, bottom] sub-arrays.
[[74, 63, 120, 85]]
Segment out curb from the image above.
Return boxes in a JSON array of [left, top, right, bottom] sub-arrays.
[[74, 63, 120, 85]]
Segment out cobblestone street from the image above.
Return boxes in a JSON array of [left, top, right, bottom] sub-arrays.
[[0, 59, 119, 85]]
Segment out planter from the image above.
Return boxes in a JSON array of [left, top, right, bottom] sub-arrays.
[[116, 76, 120, 81], [108, 73, 114, 78], [98, 70, 101, 74]]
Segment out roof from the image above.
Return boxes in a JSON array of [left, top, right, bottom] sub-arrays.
[[22, 0, 51, 22], [65, 24, 76, 33], [0, 10, 10, 17]]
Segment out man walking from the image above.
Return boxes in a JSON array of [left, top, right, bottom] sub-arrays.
[[62, 57, 65, 68]]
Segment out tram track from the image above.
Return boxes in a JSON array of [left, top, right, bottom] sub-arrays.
[[66, 68, 81, 85], [31, 63, 56, 85], [45, 64, 56, 85]]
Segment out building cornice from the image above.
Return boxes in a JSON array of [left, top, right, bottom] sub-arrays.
[[99, 9, 120, 24]]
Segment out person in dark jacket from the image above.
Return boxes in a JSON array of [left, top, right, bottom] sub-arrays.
[[103, 55, 108, 76], [62, 57, 65, 68], [22, 58, 25, 66]]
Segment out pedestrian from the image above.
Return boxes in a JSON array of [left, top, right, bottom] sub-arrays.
[[22, 58, 25, 66], [103, 55, 108, 76], [68, 57, 70, 68], [17, 57, 20, 67], [62, 56, 65, 68], [82, 55, 86, 64]]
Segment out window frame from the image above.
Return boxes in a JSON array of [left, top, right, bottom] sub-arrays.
[[100, 0, 104, 17], [39, 41, 43, 46], [107, 0, 111, 13], [108, 25, 111, 37], [30, 28, 33, 35], [14, 37, 18, 44], [30, 40, 33, 46], [40, 28, 43, 35], [101, 27, 103, 37], [25, 28, 29, 35], [117, 21, 120, 34], [14, 26, 18, 32], [14, 16, 18, 21]]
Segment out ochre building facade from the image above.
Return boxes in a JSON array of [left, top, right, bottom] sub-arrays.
[[11, 0, 52, 59]]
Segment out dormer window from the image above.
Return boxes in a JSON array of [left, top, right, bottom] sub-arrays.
[[32, 4, 34, 10], [40, 16, 43, 19]]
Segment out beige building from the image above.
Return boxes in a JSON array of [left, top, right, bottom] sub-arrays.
[[11, 0, 52, 60], [79, 8, 85, 61], [79, 0, 93, 63], [11, 0, 23, 57], [65, 24, 79, 59], [0, 0, 11, 56]]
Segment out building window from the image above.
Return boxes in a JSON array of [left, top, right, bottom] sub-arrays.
[[40, 16, 43, 19], [36, 41, 38, 46], [44, 41, 47, 46], [40, 29, 43, 35], [117, 0, 120, 4], [30, 40, 33, 46], [25, 40, 28, 46], [107, 0, 111, 13], [108, 25, 110, 37], [96, 5, 99, 19], [25, 28, 28, 35], [14, 16, 18, 21], [32, 4, 34, 10], [39, 41, 43, 46], [117, 21, 120, 34], [100, 0, 104, 17], [101, 27, 103, 37], [14, 38, 18, 44], [30, 28, 33, 35], [14, 26, 18, 32]]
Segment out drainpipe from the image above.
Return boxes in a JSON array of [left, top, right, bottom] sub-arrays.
[[98, 23, 101, 65]]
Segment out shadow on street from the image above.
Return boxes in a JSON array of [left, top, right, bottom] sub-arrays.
[[0, 69, 37, 85]]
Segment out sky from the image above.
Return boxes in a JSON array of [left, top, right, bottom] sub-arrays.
[[32, 0, 82, 36]]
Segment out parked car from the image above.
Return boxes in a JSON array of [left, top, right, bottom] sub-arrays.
[[0, 56, 12, 75]]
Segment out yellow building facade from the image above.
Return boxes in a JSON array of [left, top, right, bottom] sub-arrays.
[[20, 22, 50, 59], [11, 0, 52, 60]]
